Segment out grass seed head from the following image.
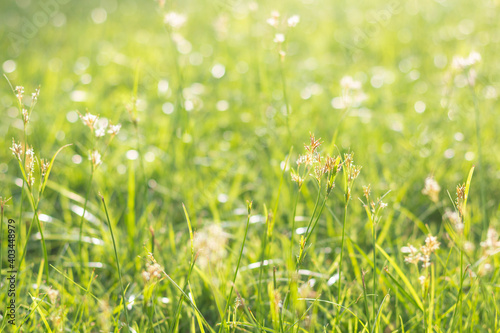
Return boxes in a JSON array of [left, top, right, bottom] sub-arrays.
[[422, 176, 441, 203], [10, 138, 23, 160]]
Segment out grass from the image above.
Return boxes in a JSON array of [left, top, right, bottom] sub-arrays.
[[0, 0, 500, 331]]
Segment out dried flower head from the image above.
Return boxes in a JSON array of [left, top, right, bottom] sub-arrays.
[[40, 158, 50, 178], [422, 176, 440, 203], [142, 262, 163, 283], [401, 244, 421, 265], [363, 185, 371, 200], [47, 289, 59, 304], [291, 170, 304, 188], [402, 235, 439, 268], [25, 147, 36, 186], [455, 184, 466, 217]]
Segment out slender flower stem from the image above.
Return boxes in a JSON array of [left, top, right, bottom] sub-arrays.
[[468, 83, 487, 231], [100, 194, 130, 330], [219, 203, 252, 333], [336, 202, 349, 325], [372, 222, 377, 328], [79, 170, 94, 276]]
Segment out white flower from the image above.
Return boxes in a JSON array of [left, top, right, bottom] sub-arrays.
[[10, 138, 23, 160], [164, 12, 187, 29], [267, 11, 280, 27], [340, 76, 362, 91], [89, 150, 102, 168], [274, 33, 285, 44], [287, 15, 300, 27], [108, 124, 122, 136], [418, 275, 426, 286], [422, 176, 441, 202], [95, 124, 107, 138], [452, 51, 481, 70], [79, 112, 99, 130]]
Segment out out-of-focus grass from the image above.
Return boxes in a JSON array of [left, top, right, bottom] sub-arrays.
[[0, 0, 499, 331]]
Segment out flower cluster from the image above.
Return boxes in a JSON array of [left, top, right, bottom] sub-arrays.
[[451, 51, 481, 86], [267, 11, 300, 60], [292, 133, 341, 194], [455, 183, 466, 218], [78, 111, 121, 170], [343, 153, 362, 201], [164, 12, 187, 29], [422, 176, 440, 203], [332, 76, 367, 109], [443, 209, 463, 232], [360, 184, 388, 224], [480, 227, 500, 257], [15, 86, 24, 104], [452, 51, 481, 70], [193, 224, 229, 269], [142, 262, 163, 282], [401, 234, 440, 268]]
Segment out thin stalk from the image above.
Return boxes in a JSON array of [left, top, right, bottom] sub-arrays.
[[278, 56, 291, 143], [100, 194, 130, 330], [219, 204, 252, 333], [289, 191, 300, 263], [372, 222, 377, 329], [79, 170, 94, 277], [0, 201, 4, 281], [336, 202, 349, 325], [257, 228, 269, 320], [468, 82, 487, 231], [362, 271, 372, 333]]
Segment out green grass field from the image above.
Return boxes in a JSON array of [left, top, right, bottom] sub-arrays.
[[1, 0, 500, 331]]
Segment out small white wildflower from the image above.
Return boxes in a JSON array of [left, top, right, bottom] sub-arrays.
[[79, 112, 99, 131], [32, 87, 40, 102], [95, 124, 107, 138], [287, 15, 300, 27], [418, 275, 426, 286], [15, 86, 24, 102], [274, 33, 285, 44], [266, 11, 280, 27], [340, 76, 362, 91], [40, 158, 50, 177], [22, 108, 29, 124], [89, 150, 102, 168], [10, 138, 23, 160], [422, 176, 441, 203], [47, 289, 59, 304], [164, 12, 187, 29], [108, 124, 122, 136], [452, 51, 481, 70]]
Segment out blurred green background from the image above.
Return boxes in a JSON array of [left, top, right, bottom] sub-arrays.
[[0, 0, 499, 330]]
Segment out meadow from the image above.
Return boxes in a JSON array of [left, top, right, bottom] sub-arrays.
[[0, 0, 500, 331]]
